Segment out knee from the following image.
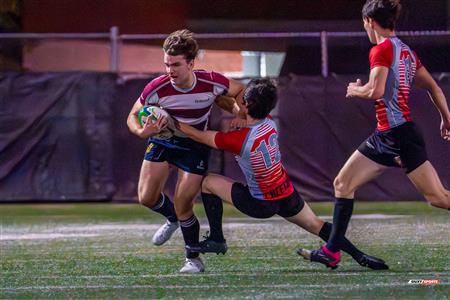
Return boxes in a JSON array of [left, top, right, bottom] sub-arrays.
[[137, 186, 160, 207], [333, 176, 351, 196], [201, 176, 212, 194]]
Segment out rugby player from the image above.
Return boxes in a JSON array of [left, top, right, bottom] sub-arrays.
[[127, 29, 245, 273]]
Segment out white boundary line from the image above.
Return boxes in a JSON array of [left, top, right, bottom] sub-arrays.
[[2, 282, 448, 291], [2, 272, 448, 279]]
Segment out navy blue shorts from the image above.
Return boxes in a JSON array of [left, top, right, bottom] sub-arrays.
[[358, 122, 428, 173], [144, 136, 210, 175], [231, 183, 305, 219]]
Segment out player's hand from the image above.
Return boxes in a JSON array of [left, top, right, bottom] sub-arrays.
[[441, 118, 450, 141], [139, 116, 168, 139], [346, 78, 362, 98], [229, 117, 247, 130]]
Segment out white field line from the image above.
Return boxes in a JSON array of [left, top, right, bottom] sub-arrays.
[[2, 272, 448, 279], [0, 215, 417, 241], [1, 282, 448, 291], [0, 233, 99, 240], [0, 256, 296, 263]]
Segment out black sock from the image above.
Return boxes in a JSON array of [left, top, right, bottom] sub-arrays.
[[326, 198, 354, 252], [180, 215, 200, 258], [319, 222, 364, 261], [150, 193, 177, 223], [201, 192, 225, 242]]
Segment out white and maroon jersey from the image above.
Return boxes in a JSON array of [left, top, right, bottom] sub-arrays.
[[139, 70, 230, 131], [369, 37, 423, 131], [214, 117, 294, 201]]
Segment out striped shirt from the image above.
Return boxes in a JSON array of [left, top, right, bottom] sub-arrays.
[[369, 37, 423, 131], [215, 117, 294, 200], [139, 70, 229, 133]]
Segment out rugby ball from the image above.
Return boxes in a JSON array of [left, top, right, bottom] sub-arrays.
[[138, 106, 175, 140]]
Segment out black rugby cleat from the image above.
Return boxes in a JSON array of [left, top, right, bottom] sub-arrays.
[[186, 237, 228, 255], [356, 254, 389, 270]]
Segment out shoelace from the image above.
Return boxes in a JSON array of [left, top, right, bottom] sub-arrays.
[[201, 231, 212, 242], [161, 222, 174, 234]]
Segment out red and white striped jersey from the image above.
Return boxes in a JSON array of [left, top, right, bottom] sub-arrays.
[[369, 37, 423, 131], [214, 117, 294, 200], [139, 70, 229, 131]]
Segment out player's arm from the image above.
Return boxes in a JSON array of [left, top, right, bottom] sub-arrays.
[[126, 99, 167, 139], [215, 95, 240, 116], [177, 122, 219, 149], [126, 99, 144, 136], [226, 79, 246, 119], [346, 66, 388, 99], [413, 67, 450, 140]]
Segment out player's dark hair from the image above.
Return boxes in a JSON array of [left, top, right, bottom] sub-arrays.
[[163, 29, 199, 61], [244, 79, 277, 119], [362, 0, 401, 30]]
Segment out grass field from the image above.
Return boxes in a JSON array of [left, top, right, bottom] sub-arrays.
[[1, 202, 449, 299]]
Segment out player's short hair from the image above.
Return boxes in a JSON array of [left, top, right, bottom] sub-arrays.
[[362, 0, 401, 30], [244, 79, 277, 119], [163, 29, 199, 61]]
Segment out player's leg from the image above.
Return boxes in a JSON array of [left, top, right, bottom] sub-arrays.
[[202, 173, 235, 204], [192, 174, 235, 253], [191, 175, 278, 255], [284, 201, 388, 270], [171, 138, 212, 273], [173, 169, 205, 273], [138, 160, 170, 208], [138, 159, 179, 246], [185, 174, 233, 255], [318, 150, 387, 267], [407, 161, 449, 209], [397, 123, 449, 210]]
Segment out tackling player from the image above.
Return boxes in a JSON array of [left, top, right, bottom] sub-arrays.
[[176, 79, 389, 271]]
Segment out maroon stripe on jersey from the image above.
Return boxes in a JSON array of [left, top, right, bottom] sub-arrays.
[[196, 70, 230, 90], [165, 106, 212, 118], [156, 80, 215, 98], [140, 75, 171, 105], [190, 81, 217, 94]]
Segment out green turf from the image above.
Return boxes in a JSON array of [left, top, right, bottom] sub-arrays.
[[1, 202, 449, 299]]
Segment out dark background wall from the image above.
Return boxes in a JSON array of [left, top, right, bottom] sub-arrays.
[[1, 72, 449, 202]]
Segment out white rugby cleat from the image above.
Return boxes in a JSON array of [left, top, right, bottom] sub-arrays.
[[152, 220, 179, 246], [179, 257, 205, 273]]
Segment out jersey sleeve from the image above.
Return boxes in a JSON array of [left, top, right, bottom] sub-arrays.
[[211, 71, 230, 96], [369, 39, 393, 69], [214, 128, 249, 155], [139, 75, 169, 105], [412, 51, 423, 70]]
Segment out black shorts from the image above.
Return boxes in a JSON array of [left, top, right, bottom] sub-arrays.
[[231, 183, 305, 219], [144, 136, 210, 175], [358, 122, 428, 173]]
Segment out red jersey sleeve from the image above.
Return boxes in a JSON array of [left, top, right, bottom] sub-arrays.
[[369, 39, 393, 69], [214, 128, 249, 155], [412, 51, 423, 70]]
